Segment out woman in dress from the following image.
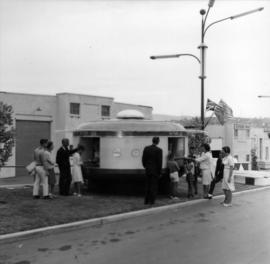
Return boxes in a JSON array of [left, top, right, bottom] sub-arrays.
[[72, 145, 85, 197], [43, 141, 56, 198], [195, 143, 213, 199], [221, 146, 235, 207]]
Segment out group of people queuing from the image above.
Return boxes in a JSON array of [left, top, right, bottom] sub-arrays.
[[142, 137, 235, 207], [31, 138, 85, 199]]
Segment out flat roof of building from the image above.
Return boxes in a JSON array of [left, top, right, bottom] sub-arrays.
[[115, 101, 153, 109]]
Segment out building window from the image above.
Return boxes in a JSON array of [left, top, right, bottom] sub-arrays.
[[266, 147, 269, 160], [101, 105, 110, 117], [246, 154, 250, 162], [234, 129, 238, 138], [70, 103, 80, 115], [246, 130, 250, 138]]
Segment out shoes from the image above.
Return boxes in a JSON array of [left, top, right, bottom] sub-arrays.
[[208, 194, 213, 199], [223, 203, 232, 207], [43, 196, 53, 200], [33, 195, 40, 199], [170, 196, 179, 200], [73, 192, 78, 196], [77, 194, 82, 197]]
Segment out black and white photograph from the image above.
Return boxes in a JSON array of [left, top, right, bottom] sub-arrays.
[[0, 0, 270, 263]]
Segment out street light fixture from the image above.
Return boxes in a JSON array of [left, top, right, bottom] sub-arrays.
[[150, 1, 264, 130], [258, 95, 270, 98]]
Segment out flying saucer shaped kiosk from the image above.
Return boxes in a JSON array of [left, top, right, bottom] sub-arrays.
[[73, 110, 201, 191]]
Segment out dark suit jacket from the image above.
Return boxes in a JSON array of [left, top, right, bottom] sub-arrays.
[[56, 147, 76, 173], [142, 144, 163, 176], [215, 157, 224, 179]]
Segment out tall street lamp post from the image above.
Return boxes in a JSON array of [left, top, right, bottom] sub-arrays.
[[150, 1, 264, 130]]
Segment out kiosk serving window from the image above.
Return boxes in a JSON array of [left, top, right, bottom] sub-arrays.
[[168, 137, 185, 157], [80, 137, 100, 167]]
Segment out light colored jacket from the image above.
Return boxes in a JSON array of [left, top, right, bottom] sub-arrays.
[[42, 150, 54, 170], [196, 151, 212, 170]]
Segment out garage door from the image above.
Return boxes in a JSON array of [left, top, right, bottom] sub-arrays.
[[16, 120, 51, 176]]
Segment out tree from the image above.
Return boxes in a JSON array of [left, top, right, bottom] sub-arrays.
[[178, 117, 209, 153], [0, 102, 15, 167]]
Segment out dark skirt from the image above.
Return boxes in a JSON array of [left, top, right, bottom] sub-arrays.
[[48, 169, 56, 185]]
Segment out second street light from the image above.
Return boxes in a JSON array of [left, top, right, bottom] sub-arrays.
[[150, 1, 264, 130]]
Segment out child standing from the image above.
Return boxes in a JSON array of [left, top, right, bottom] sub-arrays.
[[71, 145, 85, 197]]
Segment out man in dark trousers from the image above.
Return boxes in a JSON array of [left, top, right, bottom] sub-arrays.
[[208, 151, 224, 199], [56, 138, 77, 196], [142, 136, 163, 205]]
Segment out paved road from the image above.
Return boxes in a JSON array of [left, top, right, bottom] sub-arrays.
[[1, 189, 270, 264]]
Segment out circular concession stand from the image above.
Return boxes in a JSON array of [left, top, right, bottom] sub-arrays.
[[73, 110, 190, 185]]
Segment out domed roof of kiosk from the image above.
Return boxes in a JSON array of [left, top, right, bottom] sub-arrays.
[[75, 110, 186, 134], [117, 109, 145, 119]]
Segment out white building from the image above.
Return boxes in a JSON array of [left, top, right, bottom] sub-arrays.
[[0, 91, 152, 178], [205, 121, 270, 170]]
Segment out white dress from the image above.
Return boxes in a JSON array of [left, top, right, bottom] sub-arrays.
[[71, 152, 84, 183], [196, 151, 213, 185], [222, 155, 235, 191]]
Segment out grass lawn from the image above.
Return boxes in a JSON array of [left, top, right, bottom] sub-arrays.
[[0, 179, 259, 235]]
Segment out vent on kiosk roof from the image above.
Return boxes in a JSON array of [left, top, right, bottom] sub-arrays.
[[116, 109, 145, 120]]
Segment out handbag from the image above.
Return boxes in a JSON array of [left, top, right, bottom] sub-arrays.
[[25, 161, 36, 174]]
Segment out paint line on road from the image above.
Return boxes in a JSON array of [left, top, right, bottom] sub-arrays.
[[1, 185, 270, 242]]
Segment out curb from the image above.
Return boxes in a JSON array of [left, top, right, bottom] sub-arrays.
[[1, 185, 270, 242], [0, 184, 33, 189]]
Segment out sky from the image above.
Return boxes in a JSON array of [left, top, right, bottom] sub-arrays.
[[0, 0, 269, 118]]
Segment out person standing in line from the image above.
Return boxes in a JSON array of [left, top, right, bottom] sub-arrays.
[[208, 152, 224, 199], [188, 147, 199, 195], [167, 153, 180, 200], [142, 137, 163, 205], [194, 143, 213, 199], [71, 145, 85, 197], [56, 138, 77, 196], [43, 141, 56, 198], [33, 139, 50, 199], [186, 159, 195, 198], [221, 146, 235, 207]]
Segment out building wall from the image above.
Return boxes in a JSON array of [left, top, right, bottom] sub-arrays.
[[0, 91, 152, 178], [206, 122, 270, 169], [0, 92, 56, 178]]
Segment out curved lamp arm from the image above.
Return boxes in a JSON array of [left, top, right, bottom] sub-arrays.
[[204, 7, 264, 37], [150, 53, 201, 64]]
